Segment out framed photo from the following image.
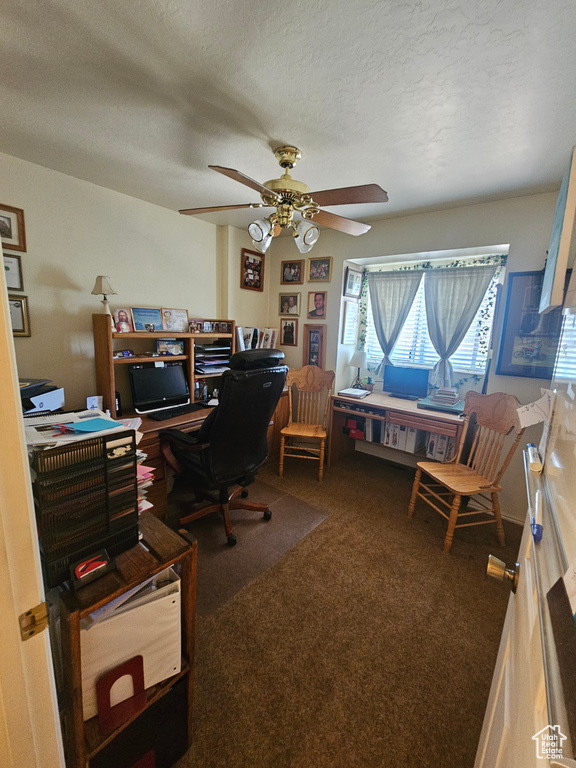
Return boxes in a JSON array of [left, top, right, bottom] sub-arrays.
[[0, 204, 26, 252], [3, 253, 23, 291], [156, 338, 185, 355], [161, 307, 189, 332], [307, 291, 327, 319], [189, 319, 203, 332], [307, 257, 332, 282], [540, 146, 576, 312], [279, 292, 301, 316], [343, 266, 364, 299], [113, 308, 134, 333], [280, 318, 298, 346], [495, 270, 567, 378], [9, 294, 30, 337], [241, 248, 264, 291], [303, 324, 326, 368], [342, 300, 359, 344], [130, 306, 163, 332], [281, 260, 304, 285]]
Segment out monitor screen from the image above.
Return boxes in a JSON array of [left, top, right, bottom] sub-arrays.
[[383, 366, 429, 399], [128, 362, 190, 413]]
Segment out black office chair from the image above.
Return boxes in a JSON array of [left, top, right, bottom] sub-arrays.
[[160, 349, 288, 546]]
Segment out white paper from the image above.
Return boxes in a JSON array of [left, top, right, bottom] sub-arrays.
[[516, 390, 553, 428]]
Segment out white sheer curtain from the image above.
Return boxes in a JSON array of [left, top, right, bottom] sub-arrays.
[[368, 270, 424, 373], [424, 265, 497, 387]]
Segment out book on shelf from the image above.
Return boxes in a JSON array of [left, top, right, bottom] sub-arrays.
[[431, 387, 460, 404], [236, 326, 245, 351], [257, 328, 279, 349], [242, 327, 259, 349]]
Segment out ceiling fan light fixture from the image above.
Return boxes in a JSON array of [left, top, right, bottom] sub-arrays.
[[248, 217, 272, 243], [294, 220, 320, 253]]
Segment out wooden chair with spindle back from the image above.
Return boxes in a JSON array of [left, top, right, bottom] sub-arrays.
[[408, 390, 525, 553], [279, 365, 335, 482]]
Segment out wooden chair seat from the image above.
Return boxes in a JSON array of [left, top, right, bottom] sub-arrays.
[[279, 365, 335, 482], [281, 423, 327, 440], [408, 391, 524, 553], [415, 461, 502, 496]]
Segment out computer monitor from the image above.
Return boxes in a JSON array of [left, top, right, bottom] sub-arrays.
[[383, 365, 429, 399], [128, 362, 190, 414]]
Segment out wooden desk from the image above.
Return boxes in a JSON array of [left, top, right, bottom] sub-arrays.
[[329, 392, 465, 466]]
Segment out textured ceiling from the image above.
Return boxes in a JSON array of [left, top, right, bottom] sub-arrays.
[[2, 0, 576, 231]]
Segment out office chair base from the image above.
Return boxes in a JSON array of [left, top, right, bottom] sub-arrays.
[[227, 534, 237, 547]]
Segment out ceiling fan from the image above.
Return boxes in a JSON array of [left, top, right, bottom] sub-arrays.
[[179, 145, 388, 253]]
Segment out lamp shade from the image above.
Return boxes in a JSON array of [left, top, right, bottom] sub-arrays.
[[294, 220, 320, 253], [91, 276, 117, 296], [349, 349, 367, 369]]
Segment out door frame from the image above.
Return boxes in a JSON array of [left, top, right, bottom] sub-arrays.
[[0, 251, 64, 767]]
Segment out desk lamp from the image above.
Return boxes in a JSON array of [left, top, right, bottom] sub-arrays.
[[350, 349, 368, 389], [91, 276, 117, 328]]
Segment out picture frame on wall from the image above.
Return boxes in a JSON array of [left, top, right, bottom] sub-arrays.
[[241, 248, 264, 291], [0, 203, 26, 252], [341, 300, 359, 344], [307, 290, 327, 319], [3, 253, 24, 291], [131, 306, 163, 332], [539, 145, 576, 313], [343, 266, 364, 299], [495, 270, 567, 378], [280, 318, 298, 346], [307, 257, 332, 282], [9, 294, 30, 336], [303, 324, 326, 368], [279, 292, 301, 316], [281, 260, 304, 285], [161, 308, 189, 332]]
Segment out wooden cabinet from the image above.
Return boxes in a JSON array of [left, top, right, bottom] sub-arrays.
[[92, 314, 235, 418], [58, 511, 197, 768]]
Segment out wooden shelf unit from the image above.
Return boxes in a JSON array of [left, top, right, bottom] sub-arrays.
[[58, 511, 197, 768], [93, 313, 236, 418]]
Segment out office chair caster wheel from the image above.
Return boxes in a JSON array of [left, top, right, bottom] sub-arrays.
[[227, 534, 237, 547], [241, 489, 249, 498], [263, 509, 272, 521]]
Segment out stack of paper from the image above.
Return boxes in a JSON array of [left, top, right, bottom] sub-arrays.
[[137, 463, 155, 513]]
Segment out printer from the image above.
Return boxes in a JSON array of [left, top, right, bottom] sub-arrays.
[[20, 378, 65, 414]]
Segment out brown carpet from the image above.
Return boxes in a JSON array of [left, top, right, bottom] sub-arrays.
[[173, 452, 522, 768], [168, 479, 329, 616]]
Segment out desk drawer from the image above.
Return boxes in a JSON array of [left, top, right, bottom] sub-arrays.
[[388, 411, 460, 436]]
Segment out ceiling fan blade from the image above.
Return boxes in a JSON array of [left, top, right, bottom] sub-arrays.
[[179, 203, 262, 216], [310, 184, 388, 207], [313, 209, 371, 236], [209, 165, 279, 198]]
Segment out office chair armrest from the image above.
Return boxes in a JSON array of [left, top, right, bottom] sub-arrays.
[[159, 429, 210, 474]]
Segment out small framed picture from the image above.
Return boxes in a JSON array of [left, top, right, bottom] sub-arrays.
[[307, 257, 332, 282], [241, 248, 264, 291], [9, 294, 30, 337], [343, 266, 364, 299], [280, 318, 298, 346], [303, 324, 326, 368], [307, 291, 327, 319], [131, 307, 163, 332], [189, 319, 203, 332], [3, 253, 23, 291], [161, 307, 189, 333], [156, 339, 185, 355], [341, 301, 359, 344], [281, 260, 304, 285], [279, 292, 301, 316], [113, 308, 134, 332], [0, 204, 26, 252], [203, 321, 212, 333]]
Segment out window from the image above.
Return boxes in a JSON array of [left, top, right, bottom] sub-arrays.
[[553, 312, 576, 380], [364, 270, 500, 373]]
